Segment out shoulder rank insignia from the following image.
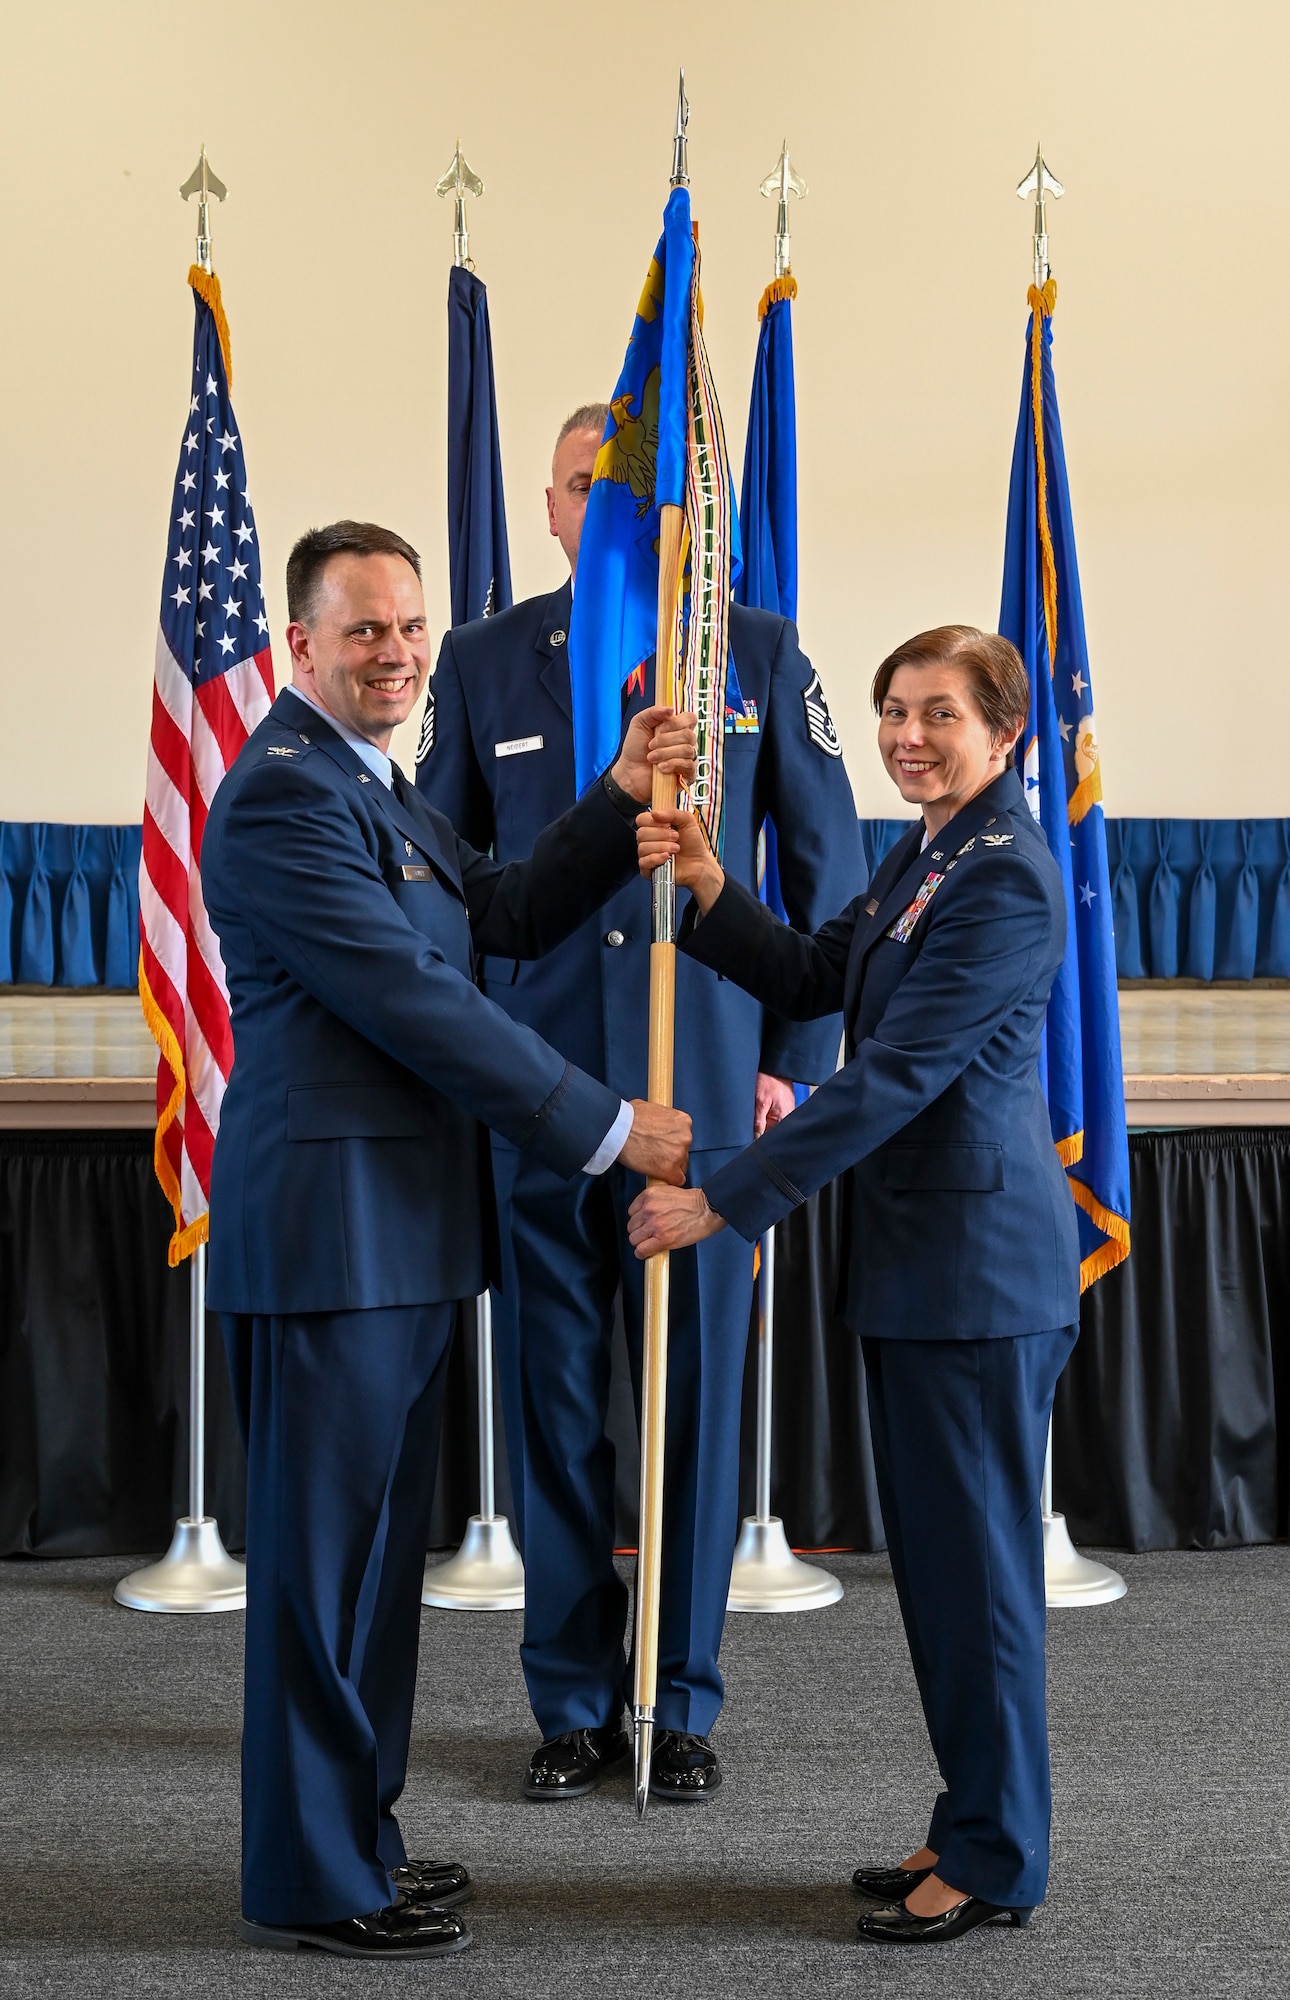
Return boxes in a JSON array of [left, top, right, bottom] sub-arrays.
[[266, 744, 299, 758], [415, 686, 435, 767], [724, 699, 759, 734], [885, 870, 945, 942], [982, 832, 1015, 846], [801, 670, 841, 758]]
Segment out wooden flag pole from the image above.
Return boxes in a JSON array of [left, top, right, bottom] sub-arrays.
[[632, 498, 686, 1818]]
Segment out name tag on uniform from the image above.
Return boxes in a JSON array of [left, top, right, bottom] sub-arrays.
[[401, 864, 433, 882], [495, 735, 543, 759]]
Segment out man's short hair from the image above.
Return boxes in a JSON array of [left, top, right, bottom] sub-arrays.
[[286, 521, 422, 625], [871, 625, 1030, 740], [556, 404, 610, 451]]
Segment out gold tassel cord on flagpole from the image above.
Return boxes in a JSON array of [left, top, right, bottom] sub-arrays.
[[1028, 278, 1058, 679], [633, 498, 686, 1819], [187, 265, 232, 386]]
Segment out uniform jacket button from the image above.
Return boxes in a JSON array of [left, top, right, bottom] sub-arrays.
[[605, 929, 625, 947]]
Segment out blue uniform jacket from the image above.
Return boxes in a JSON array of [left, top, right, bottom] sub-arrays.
[[202, 691, 633, 1316], [416, 580, 865, 1149], [687, 767, 1081, 1340]]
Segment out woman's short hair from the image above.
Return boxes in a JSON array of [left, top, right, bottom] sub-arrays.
[[871, 626, 1030, 739]]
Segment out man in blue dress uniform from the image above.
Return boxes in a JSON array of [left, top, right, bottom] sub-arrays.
[[202, 521, 694, 1959], [416, 409, 865, 1802]]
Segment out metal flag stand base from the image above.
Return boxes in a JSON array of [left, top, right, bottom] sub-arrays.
[[422, 1292, 525, 1612], [114, 1241, 246, 1614], [1042, 1423, 1126, 1607], [727, 1228, 843, 1614]]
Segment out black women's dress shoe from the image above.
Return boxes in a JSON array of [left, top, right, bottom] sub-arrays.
[[523, 1722, 630, 1800], [240, 1895, 472, 1959], [649, 1730, 722, 1802], [856, 1896, 1033, 1945], [852, 1862, 933, 1900], [390, 1857, 473, 1908]]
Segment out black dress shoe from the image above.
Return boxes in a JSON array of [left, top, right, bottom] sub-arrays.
[[240, 1895, 472, 1959], [649, 1730, 722, 1802], [856, 1895, 1033, 1945], [390, 1857, 473, 1908], [523, 1723, 629, 1800], [852, 1862, 933, 1900]]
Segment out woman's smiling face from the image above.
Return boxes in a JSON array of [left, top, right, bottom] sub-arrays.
[[877, 660, 1021, 836]]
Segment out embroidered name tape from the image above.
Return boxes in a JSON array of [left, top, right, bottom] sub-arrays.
[[495, 735, 544, 758], [886, 870, 945, 942], [801, 670, 841, 758]]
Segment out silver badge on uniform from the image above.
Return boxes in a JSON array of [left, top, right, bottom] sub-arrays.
[[415, 687, 435, 766], [801, 670, 841, 758]]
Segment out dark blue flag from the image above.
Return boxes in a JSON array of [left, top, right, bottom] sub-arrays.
[[999, 281, 1130, 1288], [417, 265, 513, 771], [736, 278, 798, 936], [446, 264, 512, 626]]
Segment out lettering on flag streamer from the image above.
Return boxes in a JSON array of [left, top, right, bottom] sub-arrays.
[[676, 240, 735, 858]]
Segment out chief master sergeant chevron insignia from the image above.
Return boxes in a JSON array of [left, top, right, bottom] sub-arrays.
[[801, 669, 841, 757], [415, 686, 436, 766]]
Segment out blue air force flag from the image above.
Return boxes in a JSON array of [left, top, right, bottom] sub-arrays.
[[569, 186, 742, 854], [999, 281, 1130, 1288]]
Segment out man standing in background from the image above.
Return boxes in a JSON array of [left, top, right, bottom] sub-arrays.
[[417, 409, 865, 1805]]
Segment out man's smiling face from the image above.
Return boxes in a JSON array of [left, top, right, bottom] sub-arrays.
[[287, 551, 430, 748]]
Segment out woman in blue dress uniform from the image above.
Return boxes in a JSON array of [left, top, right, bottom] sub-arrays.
[[629, 626, 1080, 1948]]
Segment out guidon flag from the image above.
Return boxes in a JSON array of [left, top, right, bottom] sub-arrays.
[[568, 185, 742, 857]]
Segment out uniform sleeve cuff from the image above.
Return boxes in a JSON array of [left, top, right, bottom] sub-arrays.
[[583, 1097, 634, 1174]]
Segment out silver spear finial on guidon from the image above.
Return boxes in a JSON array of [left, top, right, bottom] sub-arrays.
[[179, 146, 227, 274], [1016, 143, 1064, 290], [437, 141, 485, 271], [760, 140, 807, 280], [671, 69, 690, 188]]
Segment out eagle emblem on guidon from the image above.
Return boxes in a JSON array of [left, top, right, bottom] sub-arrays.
[[594, 365, 661, 521], [801, 670, 841, 758]]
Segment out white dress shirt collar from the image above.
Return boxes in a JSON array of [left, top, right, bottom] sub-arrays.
[[283, 683, 393, 789]]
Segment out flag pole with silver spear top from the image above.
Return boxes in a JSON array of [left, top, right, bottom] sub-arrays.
[[726, 141, 841, 1617], [116, 147, 244, 1616], [421, 141, 524, 1614], [1014, 144, 1125, 1611], [632, 67, 690, 1820], [436, 140, 485, 271]]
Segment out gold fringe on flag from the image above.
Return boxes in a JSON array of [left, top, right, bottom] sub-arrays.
[[138, 950, 209, 1265], [757, 275, 798, 319], [188, 264, 233, 387], [1069, 1172, 1132, 1291]]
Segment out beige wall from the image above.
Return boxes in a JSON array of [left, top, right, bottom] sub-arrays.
[[2, 0, 1287, 823]]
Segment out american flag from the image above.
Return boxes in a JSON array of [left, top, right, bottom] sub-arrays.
[[139, 267, 273, 1264]]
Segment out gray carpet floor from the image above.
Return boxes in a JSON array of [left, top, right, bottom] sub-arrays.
[[1, 1546, 1287, 1998]]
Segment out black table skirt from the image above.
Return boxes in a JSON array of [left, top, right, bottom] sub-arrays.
[[2, 1130, 1286, 1559]]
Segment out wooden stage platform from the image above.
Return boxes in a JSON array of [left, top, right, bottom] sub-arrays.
[[2, 985, 1288, 1129]]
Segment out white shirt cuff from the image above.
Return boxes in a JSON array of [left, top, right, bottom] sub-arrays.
[[583, 1098, 634, 1175]]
